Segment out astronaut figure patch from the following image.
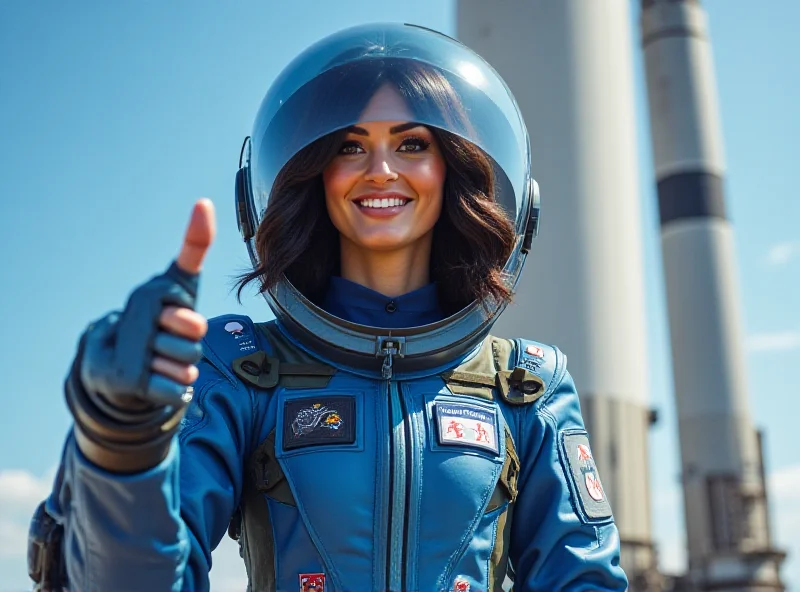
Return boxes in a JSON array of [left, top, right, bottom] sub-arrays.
[[435, 402, 499, 454], [561, 431, 613, 521]]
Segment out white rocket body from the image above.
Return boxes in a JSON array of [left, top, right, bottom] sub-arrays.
[[640, 1, 785, 589], [457, 1, 660, 587]]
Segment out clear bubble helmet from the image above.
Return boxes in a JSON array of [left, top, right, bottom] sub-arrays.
[[235, 23, 540, 374]]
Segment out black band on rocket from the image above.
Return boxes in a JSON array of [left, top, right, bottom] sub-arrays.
[[657, 171, 727, 226]]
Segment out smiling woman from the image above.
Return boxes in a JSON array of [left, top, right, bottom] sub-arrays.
[[237, 61, 515, 315], [33, 22, 627, 592]]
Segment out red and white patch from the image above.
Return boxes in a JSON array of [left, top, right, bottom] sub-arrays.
[[584, 472, 605, 501], [224, 321, 244, 335], [299, 573, 325, 591], [453, 578, 470, 592], [436, 402, 499, 454], [525, 344, 544, 358]]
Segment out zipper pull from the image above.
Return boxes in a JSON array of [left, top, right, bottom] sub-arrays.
[[376, 337, 405, 380], [382, 350, 394, 380]]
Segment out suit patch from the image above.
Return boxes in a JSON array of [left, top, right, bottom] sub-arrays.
[[223, 320, 257, 353], [561, 431, 613, 521], [435, 402, 499, 454], [520, 345, 545, 373], [283, 397, 355, 450], [299, 572, 325, 591]]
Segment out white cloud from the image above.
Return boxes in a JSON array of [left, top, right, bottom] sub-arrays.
[[748, 331, 800, 353], [0, 467, 248, 590], [209, 535, 248, 591], [0, 469, 54, 510], [769, 464, 800, 590], [0, 468, 55, 559], [766, 241, 800, 266], [0, 467, 56, 590]]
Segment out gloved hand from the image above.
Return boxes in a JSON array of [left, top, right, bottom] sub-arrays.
[[66, 199, 216, 473]]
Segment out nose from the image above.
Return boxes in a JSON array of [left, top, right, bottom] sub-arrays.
[[363, 150, 399, 184]]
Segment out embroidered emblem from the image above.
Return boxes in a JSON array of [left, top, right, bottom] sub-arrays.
[[525, 344, 544, 358], [435, 402, 499, 454], [223, 320, 256, 352], [561, 431, 613, 521], [585, 472, 605, 501], [224, 321, 244, 335], [283, 396, 356, 450], [292, 403, 342, 436], [453, 578, 470, 592], [299, 572, 325, 591], [520, 343, 545, 373]]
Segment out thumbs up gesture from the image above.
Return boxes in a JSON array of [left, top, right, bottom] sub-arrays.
[[67, 199, 217, 472]]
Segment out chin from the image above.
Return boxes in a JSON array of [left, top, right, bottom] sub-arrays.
[[352, 231, 416, 252]]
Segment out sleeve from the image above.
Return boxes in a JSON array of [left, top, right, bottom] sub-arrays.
[[45, 358, 257, 592], [508, 356, 629, 592]]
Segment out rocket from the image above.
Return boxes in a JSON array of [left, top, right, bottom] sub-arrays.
[[457, 1, 662, 588], [640, 0, 786, 589]]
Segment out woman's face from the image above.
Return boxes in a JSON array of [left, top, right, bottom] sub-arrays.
[[322, 84, 447, 254]]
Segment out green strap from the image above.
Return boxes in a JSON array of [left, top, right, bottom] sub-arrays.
[[440, 370, 497, 388]]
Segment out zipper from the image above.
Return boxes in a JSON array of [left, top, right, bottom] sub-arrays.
[[377, 337, 410, 592], [399, 382, 413, 592]]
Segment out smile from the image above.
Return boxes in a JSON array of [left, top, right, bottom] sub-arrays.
[[355, 197, 410, 209]]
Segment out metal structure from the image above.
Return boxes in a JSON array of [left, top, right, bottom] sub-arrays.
[[458, 0, 787, 589], [458, 1, 661, 589], [640, 1, 785, 590]]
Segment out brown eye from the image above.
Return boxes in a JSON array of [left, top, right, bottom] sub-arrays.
[[398, 137, 431, 153], [338, 141, 364, 155]]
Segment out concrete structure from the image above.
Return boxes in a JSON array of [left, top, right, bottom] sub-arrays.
[[640, 1, 785, 589], [458, 1, 661, 589]]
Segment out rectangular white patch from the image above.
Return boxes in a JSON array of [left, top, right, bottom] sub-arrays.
[[435, 402, 499, 454]]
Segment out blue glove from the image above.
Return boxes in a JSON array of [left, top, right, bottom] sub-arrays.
[[66, 262, 203, 473]]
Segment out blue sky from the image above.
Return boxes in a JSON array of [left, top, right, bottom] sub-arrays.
[[0, 1, 798, 590]]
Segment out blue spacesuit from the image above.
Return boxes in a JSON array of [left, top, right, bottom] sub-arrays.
[[44, 279, 627, 591], [31, 22, 629, 592]]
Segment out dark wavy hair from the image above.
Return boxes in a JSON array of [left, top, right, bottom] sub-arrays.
[[236, 61, 516, 316]]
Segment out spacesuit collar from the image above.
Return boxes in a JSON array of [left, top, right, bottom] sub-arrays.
[[321, 277, 443, 328], [265, 278, 502, 379]]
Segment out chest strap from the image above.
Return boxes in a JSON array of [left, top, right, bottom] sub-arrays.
[[232, 351, 336, 389], [442, 336, 547, 405], [231, 322, 337, 390]]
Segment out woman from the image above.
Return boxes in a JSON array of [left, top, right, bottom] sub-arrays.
[[33, 23, 628, 592]]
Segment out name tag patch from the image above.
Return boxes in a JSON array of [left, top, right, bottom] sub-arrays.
[[283, 396, 355, 451], [435, 402, 499, 454]]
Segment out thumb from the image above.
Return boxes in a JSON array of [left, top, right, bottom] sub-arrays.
[[175, 198, 216, 275]]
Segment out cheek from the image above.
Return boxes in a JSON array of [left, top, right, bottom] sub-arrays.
[[407, 157, 446, 212], [322, 162, 354, 203], [322, 162, 359, 228]]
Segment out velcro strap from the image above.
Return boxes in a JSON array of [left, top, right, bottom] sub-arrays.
[[232, 351, 336, 390], [496, 367, 545, 405], [440, 370, 497, 388]]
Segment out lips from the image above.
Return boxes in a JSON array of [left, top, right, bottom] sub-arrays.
[[353, 193, 412, 210], [352, 193, 412, 218]]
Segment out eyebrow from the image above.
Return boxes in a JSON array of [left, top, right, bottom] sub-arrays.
[[346, 122, 424, 136]]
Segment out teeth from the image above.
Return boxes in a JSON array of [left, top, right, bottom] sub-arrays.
[[357, 197, 408, 208]]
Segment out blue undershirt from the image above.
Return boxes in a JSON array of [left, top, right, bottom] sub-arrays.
[[321, 276, 444, 328]]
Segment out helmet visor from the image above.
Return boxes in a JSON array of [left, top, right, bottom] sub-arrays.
[[248, 25, 532, 239]]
